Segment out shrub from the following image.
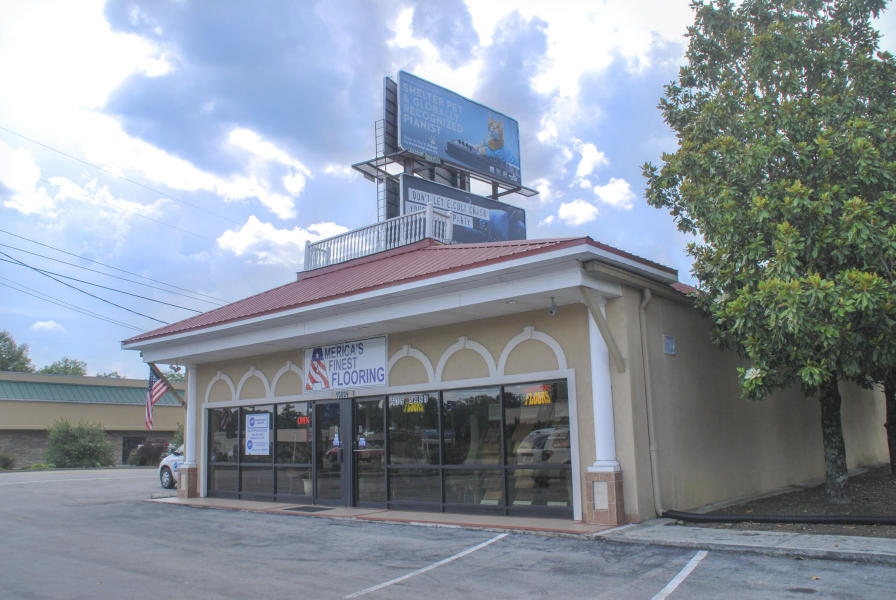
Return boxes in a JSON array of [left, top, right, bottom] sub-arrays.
[[172, 422, 184, 448], [126, 448, 142, 466], [45, 420, 115, 468], [0, 450, 14, 470]]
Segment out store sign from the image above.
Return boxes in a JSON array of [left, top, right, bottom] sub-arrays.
[[245, 413, 270, 456], [403, 394, 427, 413], [523, 385, 552, 406], [303, 337, 387, 391]]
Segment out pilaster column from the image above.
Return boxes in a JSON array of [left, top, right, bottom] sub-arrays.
[[584, 298, 625, 525], [588, 297, 620, 473], [177, 364, 200, 498]]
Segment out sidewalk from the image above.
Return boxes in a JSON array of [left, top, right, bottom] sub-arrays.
[[150, 496, 896, 565], [597, 518, 896, 565]]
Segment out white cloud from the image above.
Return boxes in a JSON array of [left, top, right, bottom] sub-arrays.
[[217, 216, 349, 267], [31, 320, 64, 332], [222, 128, 312, 219], [0, 143, 57, 216], [0, 143, 40, 193], [0, 0, 170, 121], [593, 177, 635, 209], [574, 141, 609, 178], [530, 177, 553, 204], [466, 0, 692, 98], [557, 199, 599, 226], [387, 6, 482, 97], [323, 165, 358, 180]]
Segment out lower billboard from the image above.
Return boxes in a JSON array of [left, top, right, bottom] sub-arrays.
[[401, 175, 526, 243]]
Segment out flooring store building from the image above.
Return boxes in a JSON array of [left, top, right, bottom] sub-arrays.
[[122, 236, 886, 525]]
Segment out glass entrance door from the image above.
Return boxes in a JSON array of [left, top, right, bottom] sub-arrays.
[[314, 400, 350, 504], [354, 397, 386, 504]]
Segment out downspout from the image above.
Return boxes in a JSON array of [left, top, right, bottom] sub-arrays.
[[639, 288, 665, 517]]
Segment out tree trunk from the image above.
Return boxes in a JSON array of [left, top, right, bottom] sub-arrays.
[[818, 376, 849, 502], [884, 377, 896, 475]]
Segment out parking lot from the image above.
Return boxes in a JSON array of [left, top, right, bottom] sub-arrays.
[[0, 468, 893, 599]]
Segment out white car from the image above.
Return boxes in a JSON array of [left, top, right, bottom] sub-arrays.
[[515, 427, 570, 465], [158, 445, 184, 489]]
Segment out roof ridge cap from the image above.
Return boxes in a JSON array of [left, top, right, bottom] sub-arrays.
[[298, 238, 443, 281]]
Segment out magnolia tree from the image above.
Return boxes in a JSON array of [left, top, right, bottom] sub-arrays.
[[644, 0, 896, 500]]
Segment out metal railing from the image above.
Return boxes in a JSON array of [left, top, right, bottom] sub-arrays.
[[304, 204, 453, 270]]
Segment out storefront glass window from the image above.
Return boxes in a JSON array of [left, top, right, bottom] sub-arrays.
[[444, 468, 503, 506], [208, 407, 239, 463], [442, 387, 501, 465], [387, 393, 439, 465], [503, 381, 569, 468], [205, 380, 571, 516], [207, 407, 239, 495], [389, 468, 441, 503], [275, 402, 312, 498], [240, 406, 273, 464], [275, 402, 311, 464]]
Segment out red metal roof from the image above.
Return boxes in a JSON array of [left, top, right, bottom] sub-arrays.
[[123, 237, 675, 345]]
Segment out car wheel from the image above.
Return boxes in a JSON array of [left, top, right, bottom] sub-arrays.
[[160, 466, 176, 489]]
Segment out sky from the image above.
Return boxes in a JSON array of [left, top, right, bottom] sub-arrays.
[[1, 0, 895, 379]]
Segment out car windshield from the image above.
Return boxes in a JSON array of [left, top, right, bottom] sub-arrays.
[[518, 432, 549, 451]]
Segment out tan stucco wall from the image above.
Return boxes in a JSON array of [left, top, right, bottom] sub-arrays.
[[0, 401, 183, 431], [618, 286, 887, 519]]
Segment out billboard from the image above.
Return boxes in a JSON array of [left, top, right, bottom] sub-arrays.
[[397, 71, 522, 186], [401, 174, 526, 243]]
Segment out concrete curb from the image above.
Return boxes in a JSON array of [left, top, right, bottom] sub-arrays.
[[596, 519, 896, 566]]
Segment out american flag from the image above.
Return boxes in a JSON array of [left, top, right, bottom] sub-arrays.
[[145, 366, 170, 430], [305, 347, 330, 390]]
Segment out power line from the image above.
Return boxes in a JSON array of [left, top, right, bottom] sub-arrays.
[[0, 277, 145, 332], [0, 228, 230, 306], [0, 250, 169, 325], [0, 256, 203, 314], [0, 240, 227, 308]]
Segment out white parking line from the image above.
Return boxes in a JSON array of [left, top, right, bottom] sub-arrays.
[[344, 533, 509, 599], [651, 550, 708, 600]]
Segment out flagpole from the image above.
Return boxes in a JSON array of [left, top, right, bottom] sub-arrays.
[[149, 362, 187, 407]]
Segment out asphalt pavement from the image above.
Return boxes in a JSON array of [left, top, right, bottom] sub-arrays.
[[153, 495, 896, 566]]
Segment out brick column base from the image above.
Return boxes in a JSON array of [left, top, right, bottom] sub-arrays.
[[177, 466, 199, 498], [583, 471, 625, 526]]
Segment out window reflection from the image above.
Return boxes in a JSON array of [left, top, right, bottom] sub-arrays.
[[387, 393, 439, 465], [275, 402, 311, 464], [208, 407, 239, 463], [442, 387, 501, 465], [503, 381, 569, 468], [355, 398, 385, 503]]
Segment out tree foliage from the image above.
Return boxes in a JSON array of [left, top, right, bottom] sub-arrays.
[[164, 366, 185, 384], [38, 357, 88, 376], [644, 0, 896, 499], [0, 330, 34, 372], [45, 420, 115, 468]]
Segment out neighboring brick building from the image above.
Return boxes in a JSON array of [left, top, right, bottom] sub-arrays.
[[0, 371, 184, 467]]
